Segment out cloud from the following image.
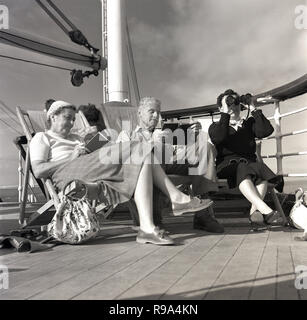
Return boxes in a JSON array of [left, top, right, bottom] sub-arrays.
[[129, 0, 307, 108], [0, 0, 306, 184]]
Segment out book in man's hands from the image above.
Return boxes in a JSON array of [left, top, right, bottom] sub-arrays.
[[85, 131, 110, 153]]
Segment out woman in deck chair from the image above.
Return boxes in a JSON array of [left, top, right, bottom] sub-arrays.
[[209, 89, 284, 228], [30, 100, 212, 246]]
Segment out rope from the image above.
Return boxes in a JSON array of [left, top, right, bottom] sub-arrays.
[[0, 117, 22, 135], [0, 53, 73, 71], [35, 0, 70, 36], [0, 102, 21, 127], [35, 0, 98, 54], [46, 0, 77, 30], [0, 105, 21, 128], [0, 100, 17, 117]]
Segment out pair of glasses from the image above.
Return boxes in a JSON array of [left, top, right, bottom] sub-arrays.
[[229, 158, 248, 165]]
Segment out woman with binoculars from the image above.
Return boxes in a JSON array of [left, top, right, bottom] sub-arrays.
[[209, 89, 284, 228]]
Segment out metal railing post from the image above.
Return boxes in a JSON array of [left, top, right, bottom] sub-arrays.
[[18, 151, 22, 203], [101, 0, 109, 103], [274, 100, 283, 174]]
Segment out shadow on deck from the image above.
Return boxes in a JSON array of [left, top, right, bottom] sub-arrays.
[[0, 210, 307, 300]]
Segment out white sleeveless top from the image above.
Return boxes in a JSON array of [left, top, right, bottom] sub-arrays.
[[30, 130, 83, 162]]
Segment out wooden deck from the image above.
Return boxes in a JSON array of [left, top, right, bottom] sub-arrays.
[[0, 214, 307, 300]]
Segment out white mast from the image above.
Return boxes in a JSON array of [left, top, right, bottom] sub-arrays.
[[104, 0, 129, 103]]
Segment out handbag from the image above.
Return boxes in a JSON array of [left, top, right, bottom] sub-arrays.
[[290, 188, 307, 236], [47, 180, 101, 244]]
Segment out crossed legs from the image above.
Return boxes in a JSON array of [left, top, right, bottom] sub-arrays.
[[134, 155, 192, 233], [238, 178, 272, 215]]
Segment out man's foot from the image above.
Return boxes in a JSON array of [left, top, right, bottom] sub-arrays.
[[193, 209, 224, 233], [165, 197, 213, 217], [263, 210, 284, 226], [136, 227, 175, 245]]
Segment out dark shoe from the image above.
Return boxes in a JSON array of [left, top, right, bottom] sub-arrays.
[[193, 209, 224, 233], [263, 210, 284, 226], [249, 210, 266, 231], [164, 197, 213, 217], [136, 227, 175, 245]]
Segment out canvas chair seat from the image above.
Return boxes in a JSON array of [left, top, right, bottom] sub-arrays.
[[99, 101, 138, 134]]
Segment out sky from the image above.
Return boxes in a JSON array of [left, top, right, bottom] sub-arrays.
[[0, 0, 306, 186]]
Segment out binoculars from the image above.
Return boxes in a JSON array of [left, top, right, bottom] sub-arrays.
[[225, 93, 253, 110]]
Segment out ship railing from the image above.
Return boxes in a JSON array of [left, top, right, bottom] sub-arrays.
[[259, 99, 307, 178]]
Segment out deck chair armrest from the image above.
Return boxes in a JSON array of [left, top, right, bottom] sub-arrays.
[[14, 135, 28, 147], [44, 178, 60, 208]]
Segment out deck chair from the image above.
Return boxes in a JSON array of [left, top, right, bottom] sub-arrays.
[[15, 106, 117, 228]]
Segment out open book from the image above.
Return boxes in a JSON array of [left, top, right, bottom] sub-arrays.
[[85, 131, 110, 153]]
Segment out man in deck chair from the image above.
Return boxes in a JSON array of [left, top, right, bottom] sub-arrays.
[[29, 100, 213, 246], [117, 97, 224, 233]]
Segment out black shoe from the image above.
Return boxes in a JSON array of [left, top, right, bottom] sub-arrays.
[[263, 210, 284, 226], [193, 209, 224, 233], [249, 210, 267, 231]]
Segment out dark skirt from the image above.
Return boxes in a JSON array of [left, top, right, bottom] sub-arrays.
[[217, 158, 284, 192], [52, 141, 153, 206]]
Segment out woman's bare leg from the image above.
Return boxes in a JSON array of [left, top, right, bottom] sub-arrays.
[[239, 178, 272, 215], [151, 163, 191, 204], [249, 180, 268, 215], [134, 162, 155, 233]]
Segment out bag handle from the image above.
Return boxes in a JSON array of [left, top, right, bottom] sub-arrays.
[[62, 179, 89, 201], [295, 188, 307, 206]]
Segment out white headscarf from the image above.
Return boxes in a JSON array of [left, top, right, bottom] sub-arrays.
[[46, 100, 75, 120]]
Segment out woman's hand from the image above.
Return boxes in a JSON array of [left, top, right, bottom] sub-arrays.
[[70, 144, 89, 161], [79, 126, 98, 142], [220, 96, 231, 114]]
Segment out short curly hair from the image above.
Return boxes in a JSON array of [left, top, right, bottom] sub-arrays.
[[78, 103, 100, 122], [216, 89, 239, 107], [138, 97, 161, 112]]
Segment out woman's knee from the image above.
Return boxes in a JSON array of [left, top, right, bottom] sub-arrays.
[[255, 180, 268, 186], [238, 177, 252, 188]]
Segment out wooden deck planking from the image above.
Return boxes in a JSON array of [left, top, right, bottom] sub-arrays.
[[28, 240, 160, 300], [289, 229, 307, 300], [248, 232, 277, 300], [71, 232, 202, 300], [275, 230, 299, 300], [203, 231, 268, 300], [0, 238, 138, 299], [117, 233, 224, 300], [161, 230, 249, 300], [1, 219, 307, 300], [0, 225, 137, 297]]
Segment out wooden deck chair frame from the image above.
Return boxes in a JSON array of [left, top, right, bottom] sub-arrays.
[[15, 106, 114, 228]]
